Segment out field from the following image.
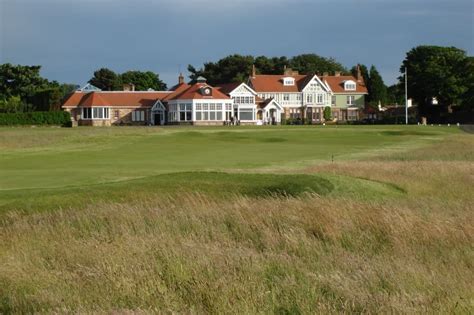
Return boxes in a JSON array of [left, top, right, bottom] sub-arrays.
[[0, 125, 473, 313]]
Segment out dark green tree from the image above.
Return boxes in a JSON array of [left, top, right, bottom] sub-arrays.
[[460, 56, 474, 112], [368, 65, 387, 107], [188, 54, 254, 85], [400, 45, 468, 118], [0, 63, 49, 100], [289, 54, 346, 74], [254, 56, 289, 75], [323, 106, 332, 121], [121, 71, 167, 91], [387, 84, 404, 105], [350, 64, 369, 85], [89, 68, 121, 91]]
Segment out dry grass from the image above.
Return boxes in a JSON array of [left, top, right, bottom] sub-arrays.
[[1, 190, 473, 313]]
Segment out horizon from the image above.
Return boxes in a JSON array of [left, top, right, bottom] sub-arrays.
[[1, 0, 473, 88]]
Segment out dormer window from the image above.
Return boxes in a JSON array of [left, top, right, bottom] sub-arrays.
[[283, 77, 295, 86], [344, 80, 357, 91]]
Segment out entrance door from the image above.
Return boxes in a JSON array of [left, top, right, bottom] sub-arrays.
[[154, 113, 162, 125]]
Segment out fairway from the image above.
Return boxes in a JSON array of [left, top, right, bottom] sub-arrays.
[[0, 125, 456, 190], [0, 125, 473, 313]]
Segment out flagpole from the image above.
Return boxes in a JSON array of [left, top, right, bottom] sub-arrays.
[[405, 67, 408, 125]]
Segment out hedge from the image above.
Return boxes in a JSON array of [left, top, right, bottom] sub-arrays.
[[0, 111, 71, 126]]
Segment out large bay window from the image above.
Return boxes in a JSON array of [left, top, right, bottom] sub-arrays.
[[82, 107, 109, 120], [195, 103, 223, 121]]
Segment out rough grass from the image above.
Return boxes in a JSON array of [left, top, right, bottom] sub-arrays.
[[0, 126, 473, 313]]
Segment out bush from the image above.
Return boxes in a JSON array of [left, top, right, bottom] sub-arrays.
[[323, 106, 332, 121], [0, 111, 71, 126]]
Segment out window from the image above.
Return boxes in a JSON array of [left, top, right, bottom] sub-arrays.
[[347, 96, 355, 105], [289, 108, 301, 119], [283, 94, 290, 101], [296, 94, 302, 101], [239, 108, 254, 121], [114, 110, 119, 119], [82, 108, 92, 119], [179, 103, 192, 121], [317, 94, 323, 104], [195, 102, 224, 121], [331, 96, 336, 105], [283, 77, 295, 86], [132, 110, 145, 122], [233, 96, 254, 104], [344, 81, 356, 91], [348, 110, 358, 121], [82, 107, 109, 120], [306, 94, 313, 103]]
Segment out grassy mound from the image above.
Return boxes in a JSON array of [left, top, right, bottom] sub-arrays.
[[0, 172, 404, 214]]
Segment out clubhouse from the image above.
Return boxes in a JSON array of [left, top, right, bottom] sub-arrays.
[[62, 67, 368, 126]]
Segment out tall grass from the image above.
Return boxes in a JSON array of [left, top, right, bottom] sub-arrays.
[[1, 192, 472, 313]]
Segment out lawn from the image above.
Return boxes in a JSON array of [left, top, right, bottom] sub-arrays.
[[0, 125, 472, 313]]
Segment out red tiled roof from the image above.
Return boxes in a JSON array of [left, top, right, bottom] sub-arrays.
[[62, 91, 171, 108], [249, 74, 313, 92], [163, 83, 191, 101], [215, 82, 242, 95], [322, 76, 368, 94], [167, 83, 230, 100]]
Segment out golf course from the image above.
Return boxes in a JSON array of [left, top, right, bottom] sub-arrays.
[[0, 125, 473, 313]]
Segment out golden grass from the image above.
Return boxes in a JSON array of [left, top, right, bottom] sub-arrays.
[[1, 189, 473, 313]]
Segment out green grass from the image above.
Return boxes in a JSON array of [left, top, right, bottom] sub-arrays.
[[0, 125, 472, 314], [0, 125, 458, 190]]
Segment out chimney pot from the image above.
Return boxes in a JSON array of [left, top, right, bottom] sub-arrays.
[[178, 73, 184, 84], [335, 71, 341, 77]]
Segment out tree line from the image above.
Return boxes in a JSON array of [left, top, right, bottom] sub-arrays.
[[1, 47, 472, 122]]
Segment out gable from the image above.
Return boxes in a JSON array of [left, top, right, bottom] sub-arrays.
[[229, 83, 258, 96], [301, 75, 331, 93]]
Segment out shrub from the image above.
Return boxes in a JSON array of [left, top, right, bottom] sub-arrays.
[[0, 111, 71, 126], [323, 106, 332, 121]]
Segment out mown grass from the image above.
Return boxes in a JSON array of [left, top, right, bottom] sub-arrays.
[[0, 125, 472, 313]]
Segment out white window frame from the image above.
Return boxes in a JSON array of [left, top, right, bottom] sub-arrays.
[[347, 95, 355, 106]]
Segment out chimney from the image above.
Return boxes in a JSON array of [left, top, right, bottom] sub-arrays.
[[123, 83, 135, 91], [178, 73, 184, 84], [252, 64, 256, 78], [335, 71, 341, 77], [356, 65, 363, 83], [284, 66, 293, 76], [323, 72, 329, 77]]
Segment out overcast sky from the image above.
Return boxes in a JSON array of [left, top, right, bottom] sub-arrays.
[[1, 0, 473, 87]]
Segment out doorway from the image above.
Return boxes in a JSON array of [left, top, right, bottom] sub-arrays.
[[154, 113, 163, 125]]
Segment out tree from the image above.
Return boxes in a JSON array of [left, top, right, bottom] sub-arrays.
[[323, 106, 332, 121], [188, 54, 254, 85], [0, 63, 49, 100], [400, 46, 468, 119], [387, 84, 404, 105], [350, 64, 369, 85], [254, 56, 289, 75], [289, 54, 346, 74], [187, 53, 348, 84], [460, 56, 474, 112], [368, 66, 387, 107], [88, 68, 121, 91], [0, 96, 29, 113], [121, 71, 167, 91]]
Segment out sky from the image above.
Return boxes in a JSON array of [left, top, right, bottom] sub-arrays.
[[1, 0, 473, 88]]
